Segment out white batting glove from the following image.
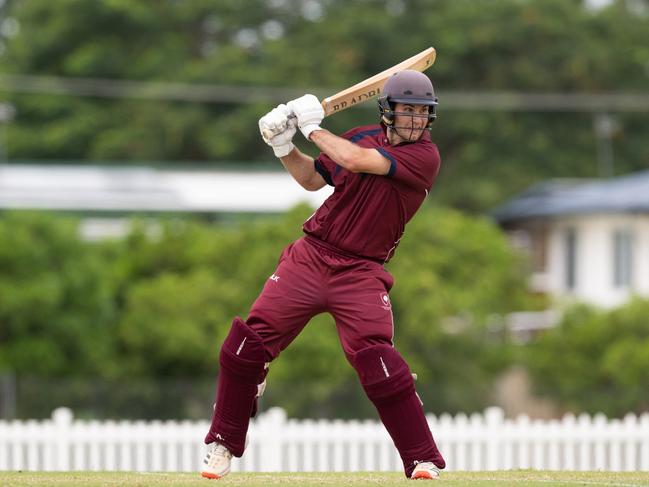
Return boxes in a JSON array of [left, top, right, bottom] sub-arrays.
[[287, 94, 324, 140], [267, 120, 297, 157], [259, 104, 297, 157]]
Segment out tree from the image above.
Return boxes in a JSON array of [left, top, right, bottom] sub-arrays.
[[1, 0, 648, 211], [0, 212, 117, 377], [524, 298, 649, 417], [0, 206, 531, 418]]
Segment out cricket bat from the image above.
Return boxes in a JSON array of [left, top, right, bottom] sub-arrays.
[[262, 47, 436, 140]]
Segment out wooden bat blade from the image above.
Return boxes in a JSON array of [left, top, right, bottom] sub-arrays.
[[321, 47, 436, 116]]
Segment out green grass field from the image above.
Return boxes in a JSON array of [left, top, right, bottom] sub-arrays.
[[1, 471, 649, 487]]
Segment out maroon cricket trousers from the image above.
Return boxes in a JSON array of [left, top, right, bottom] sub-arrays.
[[207, 235, 445, 475]]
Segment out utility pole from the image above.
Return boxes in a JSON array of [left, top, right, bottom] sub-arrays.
[[0, 372, 16, 419], [593, 113, 618, 178], [0, 102, 16, 161]]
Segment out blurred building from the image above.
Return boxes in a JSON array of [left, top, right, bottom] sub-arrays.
[[493, 170, 649, 309], [492, 170, 649, 415], [0, 163, 333, 238]]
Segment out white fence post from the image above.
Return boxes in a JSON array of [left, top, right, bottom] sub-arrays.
[[255, 407, 286, 472], [640, 413, 649, 470], [52, 407, 72, 471], [485, 407, 504, 470], [593, 413, 607, 469]]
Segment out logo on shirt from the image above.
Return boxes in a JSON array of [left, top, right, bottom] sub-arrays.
[[379, 292, 391, 310], [269, 273, 280, 282]]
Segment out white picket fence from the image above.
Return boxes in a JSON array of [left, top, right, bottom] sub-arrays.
[[1, 406, 649, 472]]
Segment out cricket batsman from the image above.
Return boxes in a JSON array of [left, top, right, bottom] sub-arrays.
[[201, 70, 446, 480]]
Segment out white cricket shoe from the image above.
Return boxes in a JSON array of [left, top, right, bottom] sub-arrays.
[[410, 461, 441, 480], [201, 442, 232, 480]]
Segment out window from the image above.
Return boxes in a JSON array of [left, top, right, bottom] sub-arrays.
[[613, 229, 633, 288], [564, 228, 577, 290]]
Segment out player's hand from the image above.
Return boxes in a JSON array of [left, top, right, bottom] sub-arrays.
[[287, 94, 324, 140], [266, 119, 297, 157], [258, 104, 297, 157]]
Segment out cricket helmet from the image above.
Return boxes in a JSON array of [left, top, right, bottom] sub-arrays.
[[378, 70, 438, 127]]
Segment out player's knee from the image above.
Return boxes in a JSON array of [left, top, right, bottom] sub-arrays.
[[219, 317, 266, 383], [352, 344, 415, 405]]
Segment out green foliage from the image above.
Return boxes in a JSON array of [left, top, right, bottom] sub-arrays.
[[1, 0, 648, 208], [0, 207, 528, 418], [116, 270, 229, 376], [523, 298, 649, 417], [0, 212, 116, 377]]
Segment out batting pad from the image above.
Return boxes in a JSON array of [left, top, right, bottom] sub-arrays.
[[352, 344, 446, 475], [352, 344, 415, 405], [206, 317, 266, 456], [220, 317, 266, 383]]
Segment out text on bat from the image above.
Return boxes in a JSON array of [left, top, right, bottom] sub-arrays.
[[332, 88, 381, 112]]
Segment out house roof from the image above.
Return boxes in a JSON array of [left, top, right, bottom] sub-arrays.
[[492, 170, 649, 223], [0, 164, 333, 213]]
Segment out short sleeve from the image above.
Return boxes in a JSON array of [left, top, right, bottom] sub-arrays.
[[380, 142, 440, 190], [314, 155, 336, 187]]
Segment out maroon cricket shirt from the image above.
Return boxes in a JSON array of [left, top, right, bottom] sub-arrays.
[[304, 124, 441, 263]]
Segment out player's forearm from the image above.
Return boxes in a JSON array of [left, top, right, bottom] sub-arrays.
[[309, 129, 362, 172], [309, 129, 390, 176], [279, 147, 323, 191]]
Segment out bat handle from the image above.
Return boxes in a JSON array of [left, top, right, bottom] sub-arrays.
[[262, 127, 274, 141], [262, 115, 297, 142]]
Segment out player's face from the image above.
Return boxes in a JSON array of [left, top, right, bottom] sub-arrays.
[[391, 103, 429, 143]]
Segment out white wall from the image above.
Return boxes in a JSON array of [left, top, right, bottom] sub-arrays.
[[545, 214, 649, 307], [0, 164, 333, 213]]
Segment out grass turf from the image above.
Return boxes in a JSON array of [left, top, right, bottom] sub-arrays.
[[1, 471, 649, 486]]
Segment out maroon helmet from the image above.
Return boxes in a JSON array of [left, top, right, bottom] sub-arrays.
[[378, 70, 438, 127]]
